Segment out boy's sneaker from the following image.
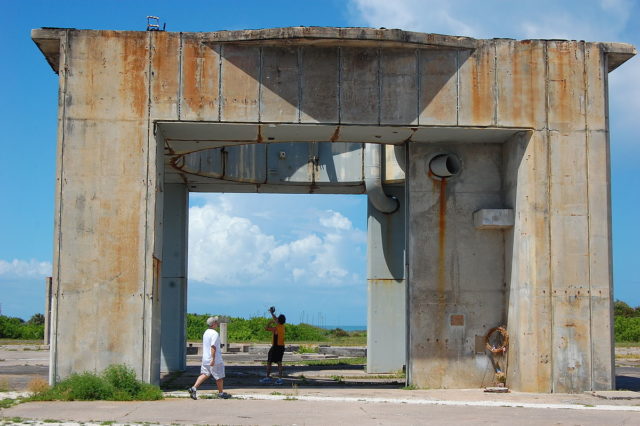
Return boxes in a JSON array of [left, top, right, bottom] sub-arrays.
[[259, 377, 272, 384], [187, 386, 197, 400], [275, 378, 284, 385], [218, 392, 231, 399]]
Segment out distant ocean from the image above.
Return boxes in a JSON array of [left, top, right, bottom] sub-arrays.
[[319, 325, 367, 331]]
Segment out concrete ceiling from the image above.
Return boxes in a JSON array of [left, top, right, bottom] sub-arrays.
[[158, 122, 528, 193]]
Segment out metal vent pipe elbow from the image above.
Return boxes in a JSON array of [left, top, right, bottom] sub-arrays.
[[429, 154, 461, 178], [364, 143, 399, 214]]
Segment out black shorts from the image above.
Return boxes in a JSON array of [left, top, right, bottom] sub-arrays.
[[267, 345, 285, 363]]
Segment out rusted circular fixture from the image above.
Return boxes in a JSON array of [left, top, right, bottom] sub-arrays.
[[485, 326, 509, 354], [429, 153, 461, 178]]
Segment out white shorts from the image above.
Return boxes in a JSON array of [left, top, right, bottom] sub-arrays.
[[200, 362, 225, 380]]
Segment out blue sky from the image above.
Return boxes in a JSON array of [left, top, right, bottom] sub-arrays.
[[0, 0, 638, 323]]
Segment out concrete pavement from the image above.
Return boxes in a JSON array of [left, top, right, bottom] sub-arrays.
[[2, 344, 640, 424], [2, 387, 640, 425]]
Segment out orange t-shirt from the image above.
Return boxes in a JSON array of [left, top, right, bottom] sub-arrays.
[[273, 323, 285, 346]]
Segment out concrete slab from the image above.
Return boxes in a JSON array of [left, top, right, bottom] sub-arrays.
[[590, 390, 640, 400], [3, 389, 640, 426]]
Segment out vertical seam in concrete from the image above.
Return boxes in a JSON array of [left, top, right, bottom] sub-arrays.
[[543, 40, 554, 392], [404, 140, 412, 386], [178, 33, 183, 120], [337, 47, 342, 124], [582, 41, 593, 391], [602, 47, 615, 388], [51, 29, 70, 385], [455, 50, 460, 126], [258, 46, 263, 123], [377, 48, 382, 125], [493, 41, 498, 126], [217, 44, 223, 122], [142, 30, 153, 381], [416, 49, 421, 126], [297, 47, 302, 123]]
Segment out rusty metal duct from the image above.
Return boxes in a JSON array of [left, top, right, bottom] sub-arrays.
[[364, 143, 399, 214], [429, 153, 461, 178]]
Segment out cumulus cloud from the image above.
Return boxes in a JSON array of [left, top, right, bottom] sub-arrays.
[[348, 0, 477, 36], [0, 259, 51, 279], [348, 0, 633, 41], [320, 210, 352, 231], [188, 196, 366, 288]]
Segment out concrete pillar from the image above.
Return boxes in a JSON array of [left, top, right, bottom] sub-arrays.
[[367, 185, 406, 373], [220, 322, 228, 353], [48, 30, 163, 384], [160, 184, 189, 372]]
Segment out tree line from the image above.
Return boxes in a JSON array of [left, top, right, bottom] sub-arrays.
[[2, 302, 639, 342]]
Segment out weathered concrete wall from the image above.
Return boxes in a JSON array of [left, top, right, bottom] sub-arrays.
[[408, 142, 506, 388], [33, 27, 634, 391]]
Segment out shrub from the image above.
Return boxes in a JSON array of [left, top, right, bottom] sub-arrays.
[[330, 328, 349, 337], [615, 316, 640, 342], [614, 300, 640, 318], [30, 364, 162, 401], [54, 372, 114, 401], [27, 377, 50, 394], [102, 364, 141, 400], [296, 345, 318, 354], [186, 314, 330, 342], [0, 315, 44, 340], [28, 314, 45, 326]]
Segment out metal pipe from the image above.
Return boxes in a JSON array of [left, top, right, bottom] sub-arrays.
[[364, 143, 399, 214], [429, 154, 460, 178]]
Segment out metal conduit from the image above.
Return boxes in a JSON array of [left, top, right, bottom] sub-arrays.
[[364, 143, 399, 214]]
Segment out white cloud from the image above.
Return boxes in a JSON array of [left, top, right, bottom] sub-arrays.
[[0, 259, 52, 279], [348, 0, 477, 36], [320, 210, 352, 231], [348, 0, 633, 41], [188, 196, 366, 288]]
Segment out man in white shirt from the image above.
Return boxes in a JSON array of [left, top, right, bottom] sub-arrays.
[[187, 316, 231, 399]]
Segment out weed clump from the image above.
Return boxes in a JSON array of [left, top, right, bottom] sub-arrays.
[[30, 364, 163, 401], [27, 377, 50, 394]]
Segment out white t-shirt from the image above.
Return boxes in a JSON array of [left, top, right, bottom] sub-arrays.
[[202, 328, 223, 365]]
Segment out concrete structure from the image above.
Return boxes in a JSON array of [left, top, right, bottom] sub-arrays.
[[32, 26, 635, 392]]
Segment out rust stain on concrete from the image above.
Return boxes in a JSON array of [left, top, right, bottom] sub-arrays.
[[151, 32, 180, 118], [181, 37, 220, 120], [122, 34, 148, 118]]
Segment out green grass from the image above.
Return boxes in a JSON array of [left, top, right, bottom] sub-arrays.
[[296, 345, 318, 354], [284, 357, 366, 366], [28, 364, 163, 401], [615, 342, 640, 347], [331, 375, 344, 383], [0, 339, 43, 345], [0, 398, 18, 409], [616, 353, 640, 359], [402, 384, 418, 390]]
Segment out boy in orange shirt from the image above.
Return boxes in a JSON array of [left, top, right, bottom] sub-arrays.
[[260, 306, 286, 385]]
